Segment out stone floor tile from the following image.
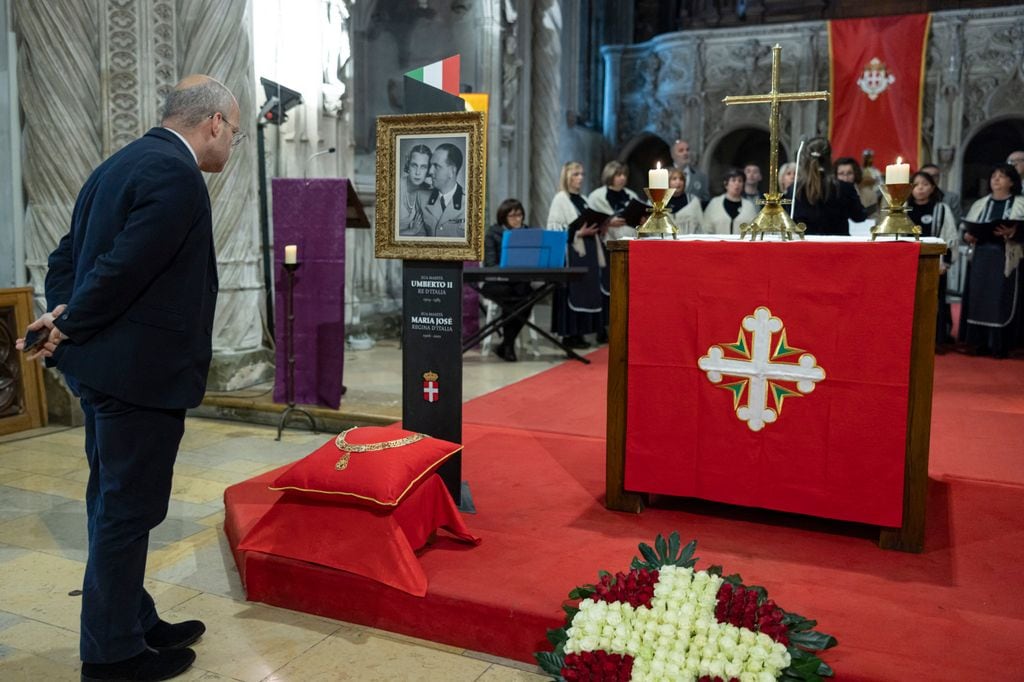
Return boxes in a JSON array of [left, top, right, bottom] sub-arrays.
[[262, 627, 491, 682]]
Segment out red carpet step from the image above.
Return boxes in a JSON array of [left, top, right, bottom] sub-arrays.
[[224, 349, 1024, 680]]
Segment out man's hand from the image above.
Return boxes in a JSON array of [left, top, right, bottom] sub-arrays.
[[15, 304, 69, 360], [576, 222, 600, 237], [963, 231, 977, 245]]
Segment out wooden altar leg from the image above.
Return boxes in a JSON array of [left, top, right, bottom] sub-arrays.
[[606, 246, 645, 513], [879, 249, 940, 552]]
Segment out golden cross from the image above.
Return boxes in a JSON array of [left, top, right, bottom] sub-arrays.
[[723, 44, 829, 200]]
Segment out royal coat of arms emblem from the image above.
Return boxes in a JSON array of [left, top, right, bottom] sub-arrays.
[[422, 371, 440, 403], [856, 57, 895, 101]]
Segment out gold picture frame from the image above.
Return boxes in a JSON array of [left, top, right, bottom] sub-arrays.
[[375, 111, 485, 260]]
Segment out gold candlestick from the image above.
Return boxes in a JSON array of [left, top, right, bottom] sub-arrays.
[[871, 183, 921, 240], [638, 187, 678, 239]]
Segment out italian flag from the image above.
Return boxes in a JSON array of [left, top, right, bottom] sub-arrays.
[[405, 55, 460, 96]]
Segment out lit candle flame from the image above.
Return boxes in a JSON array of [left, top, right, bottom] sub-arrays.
[[656, 161, 662, 170], [896, 156, 902, 165]]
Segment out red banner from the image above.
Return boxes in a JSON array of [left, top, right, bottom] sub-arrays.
[[624, 240, 920, 527], [829, 13, 931, 169]]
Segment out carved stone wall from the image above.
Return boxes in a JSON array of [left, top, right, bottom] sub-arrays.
[[603, 6, 1024, 202], [14, 0, 269, 392]]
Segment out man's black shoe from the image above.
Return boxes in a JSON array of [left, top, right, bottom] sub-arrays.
[[145, 619, 206, 651], [494, 344, 518, 362], [81, 647, 195, 682]]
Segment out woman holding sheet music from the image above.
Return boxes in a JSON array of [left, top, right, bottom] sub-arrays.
[[587, 161, 640, 240], [547, 161, 608, 349], [959, 163, 1024, 358]]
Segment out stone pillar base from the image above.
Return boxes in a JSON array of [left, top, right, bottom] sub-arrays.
[[206, 347, 276, 393]]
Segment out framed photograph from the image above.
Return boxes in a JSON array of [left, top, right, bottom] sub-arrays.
[[375, 111, 486, 260]]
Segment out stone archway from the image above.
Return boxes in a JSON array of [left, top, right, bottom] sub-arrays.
[[618, 132, 671, 196], [706, 127, 789, 197], [959, 117, 1024, 208]]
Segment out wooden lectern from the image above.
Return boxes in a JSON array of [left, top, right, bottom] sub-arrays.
[[605, 239, 947, 553]]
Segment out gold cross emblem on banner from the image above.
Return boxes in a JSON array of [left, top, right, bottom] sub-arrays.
[[723, 44, 829, 240]]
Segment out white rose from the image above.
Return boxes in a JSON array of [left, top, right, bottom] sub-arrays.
[[725, 661, 743, 678]]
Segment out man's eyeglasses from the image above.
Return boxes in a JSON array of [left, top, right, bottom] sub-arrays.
[[1008, 157, 1024, 165], [209, 113, 246, 147]]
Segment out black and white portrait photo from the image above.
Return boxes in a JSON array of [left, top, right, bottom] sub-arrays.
[[396, 135, 468, 240]]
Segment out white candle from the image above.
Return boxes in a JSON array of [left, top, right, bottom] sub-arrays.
[[284, 244, 297, 264], [648, 162, 669, 189], [885, 157, 910, 185]]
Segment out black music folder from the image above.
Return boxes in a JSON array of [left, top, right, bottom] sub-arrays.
[[962, 219, 1023, 243]]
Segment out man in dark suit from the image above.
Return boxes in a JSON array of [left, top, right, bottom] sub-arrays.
[[17, 74, 241, 682], [408, 142, 466, 238]]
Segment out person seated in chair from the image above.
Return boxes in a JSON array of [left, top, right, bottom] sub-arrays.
[[482, 198, 534, 361]]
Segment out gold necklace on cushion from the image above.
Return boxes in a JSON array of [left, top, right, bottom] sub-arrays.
[[334, 427, 426, 471]]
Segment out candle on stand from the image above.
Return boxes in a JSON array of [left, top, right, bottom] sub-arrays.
[[885, 157, 910, 185], [648, 162, 669, 189], [284, 244, 297, 265]]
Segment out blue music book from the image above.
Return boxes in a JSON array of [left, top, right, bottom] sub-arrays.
[[500, 228, 566, 268]]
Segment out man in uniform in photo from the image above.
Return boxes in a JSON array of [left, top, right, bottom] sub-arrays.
[[409, 142, 466, 238]]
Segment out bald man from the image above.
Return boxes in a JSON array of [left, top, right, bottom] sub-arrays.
[[17, 74, 242, 681]]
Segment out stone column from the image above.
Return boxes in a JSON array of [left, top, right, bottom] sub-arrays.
[[15, 0, 271, 396], [529, 0, 561, 225], [600, 45, 623, 146], [0, 0, 24, 289]]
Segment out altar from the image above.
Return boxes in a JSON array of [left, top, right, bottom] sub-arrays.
[[604, 236, 947, 552]]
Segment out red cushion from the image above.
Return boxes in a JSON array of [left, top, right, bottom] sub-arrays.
[[269, 426, 462, 507]]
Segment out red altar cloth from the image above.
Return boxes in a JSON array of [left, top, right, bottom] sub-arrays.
[[625, 240, 920, 527], [229, 468, 479, 597]]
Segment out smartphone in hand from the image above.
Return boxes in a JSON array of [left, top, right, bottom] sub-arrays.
[[21, 327, 48, 353]]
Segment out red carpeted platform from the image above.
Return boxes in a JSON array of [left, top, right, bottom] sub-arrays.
[[225, 348, 1024, 680]]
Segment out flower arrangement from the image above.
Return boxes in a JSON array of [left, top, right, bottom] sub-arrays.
[[536, 534, 837, 682]]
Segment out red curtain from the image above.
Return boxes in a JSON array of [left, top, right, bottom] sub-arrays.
[[624, 241, 920, 527], [828, 14, 931, 169]]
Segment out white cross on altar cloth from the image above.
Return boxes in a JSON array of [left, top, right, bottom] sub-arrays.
[[698, 307, 825, 431]]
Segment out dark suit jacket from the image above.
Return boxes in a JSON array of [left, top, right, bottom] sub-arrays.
[[45, 127, 219, 409]]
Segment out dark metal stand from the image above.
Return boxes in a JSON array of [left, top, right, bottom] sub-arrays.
[[256, 121, 275, 340], [276, 262, 317, 440]]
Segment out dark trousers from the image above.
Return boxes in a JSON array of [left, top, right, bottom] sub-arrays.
[[78, 384, 185, 663], [481, 281, 534, 348]]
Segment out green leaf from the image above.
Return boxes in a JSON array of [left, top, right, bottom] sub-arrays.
[[783, 611, 818, 632], [655, 534, 668, 562], [562, 605, 579, 622], [788, 653, 824, 679], [667, 532, 680, 561], [629, 557, 645, 570], [546, 628, 568, 650], [679, 538, 699, 567], [638, 542, 659, 566], [597, 570, 611, 579], [722, 573, 744, 586], [567, 586, 595, 600], [707, 564, 723, 576], [816, 661, 835, 677], [534, 651, 565, 678], [789, 629, 838, 652]]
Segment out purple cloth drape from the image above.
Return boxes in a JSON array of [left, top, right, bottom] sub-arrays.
[[271, 178, 346, 409]]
